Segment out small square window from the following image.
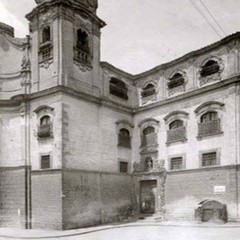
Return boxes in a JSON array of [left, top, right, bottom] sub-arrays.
[[41, 155, 51, 169], [170, 157, 183, 170], [119, 162, 128, 173], [202, 152, 217, 167]]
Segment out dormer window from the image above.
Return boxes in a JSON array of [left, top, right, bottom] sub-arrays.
[[168, 73, 185, 89], [141, 84, 156, 98], [38, 115, 53, 139], [42, 26, 51, 43], [109, 77, 128, 100], [200, 60, 220, 77]]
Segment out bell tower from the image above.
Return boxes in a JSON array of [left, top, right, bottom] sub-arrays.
[[26, 0, 106, 94]]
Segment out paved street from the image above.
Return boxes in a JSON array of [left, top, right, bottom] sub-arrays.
[[1, 224, 240, 240], [62, 225, 240, 240]]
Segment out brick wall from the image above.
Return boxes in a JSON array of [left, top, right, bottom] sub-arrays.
[[62, 169, 134, 229], [0, 167, 26, 228], [31, 170, 62, 230], [165, 166, 238, 221]]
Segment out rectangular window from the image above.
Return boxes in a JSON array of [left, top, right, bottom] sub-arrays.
[[119, 161, 128, 173], [202, 152, 217, 167], [41, 155, 51, 169], [170, 157, 183, 170]]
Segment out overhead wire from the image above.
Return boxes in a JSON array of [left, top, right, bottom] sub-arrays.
[[198, 0, 227, 36], [189, 0, 223, 39]]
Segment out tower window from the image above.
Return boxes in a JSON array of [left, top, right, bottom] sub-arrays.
[[168, 73, 185, 89], [200, 60, 220, 77], [42, 26, 51, 43], [109, 77, 128, 100], [141, 84, 156, 97], [41, 155, 51, 169], [76, 29, 89, 53], [38, 115, 52, 139]]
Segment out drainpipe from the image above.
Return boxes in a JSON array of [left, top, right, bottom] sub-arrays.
[[21, 35, 32, 229]]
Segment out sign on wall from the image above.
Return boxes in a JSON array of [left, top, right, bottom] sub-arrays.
[[214, 186, 226, 194]]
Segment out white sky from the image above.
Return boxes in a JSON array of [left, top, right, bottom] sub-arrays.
[[0, 0, 240, 74]]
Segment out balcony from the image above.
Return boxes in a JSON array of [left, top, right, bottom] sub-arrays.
[[167, 127, 186, 143], [39, 42, 53, 63], [198, 119, 222, 137], [74, 47, 90, 65], [38, 124, 52, 139]]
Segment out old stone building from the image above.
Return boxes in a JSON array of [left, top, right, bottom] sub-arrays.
[[0, 0, 240, 230]]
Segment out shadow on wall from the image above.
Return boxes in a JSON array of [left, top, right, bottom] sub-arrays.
[[195, 200, 228, 223]]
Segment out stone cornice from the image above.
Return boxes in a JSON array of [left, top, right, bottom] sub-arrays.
[[101, 62, 135, 80], [1, 75, 239, 115], [167, 164, 240, 175], [26, 0, 106, 29]]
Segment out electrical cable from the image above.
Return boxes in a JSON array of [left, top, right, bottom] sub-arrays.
[[189, 0, 223, 38], [198, 0, 227, 36]]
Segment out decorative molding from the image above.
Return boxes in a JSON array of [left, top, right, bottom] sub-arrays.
[[73, 59, 92, 72], [194, 101, 225, 114], [164, 110, 189, 122], [138, 118, 160, 128]]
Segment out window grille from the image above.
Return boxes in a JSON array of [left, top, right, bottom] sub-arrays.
[[41, 155, 51, 169], [119, 162, 128, 173], [167, 120, 186, 143], [170, 157, 183, 170], [202, 152, 217, 167], [198, 112, 221, 137]]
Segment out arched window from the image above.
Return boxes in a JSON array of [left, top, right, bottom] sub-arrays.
[[76, 29, 89, 53], [118, 128, 131, 148], [142, 126, 155, 146], [40, 115, 51, 126], [200, 60, 220, 77], [109, 77, 128, 100], [143, 126, 155, 135], [168, 73, 185, 89], [42, 26, 51, 43], [167, 119, 186, 143], [200, 111, 218, 123], [198, 111, 221, 137], [38, 115, 52, 139], [169, 120, 183, 130], [141, 84, 156, 97]]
